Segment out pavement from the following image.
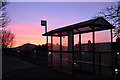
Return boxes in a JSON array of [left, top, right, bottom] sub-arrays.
[[2, 55, 96, 80]]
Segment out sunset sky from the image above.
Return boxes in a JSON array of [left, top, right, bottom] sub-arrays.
[[6, 2, 116, 47]]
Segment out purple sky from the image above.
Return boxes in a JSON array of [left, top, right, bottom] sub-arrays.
[[6, 2, 116, 47]]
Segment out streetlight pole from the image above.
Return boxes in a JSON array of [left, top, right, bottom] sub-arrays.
[[41, 20, 48, 66]]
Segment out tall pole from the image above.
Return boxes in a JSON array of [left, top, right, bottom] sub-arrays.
[[79, 33, 81, 71], [46, 23, 48, 67], [60, 33, 62, 71], [51, 36, 53, 68], [111, 28, 114, 79], [45, 21, 48, 50], [41, 20, 48, 67], [92, 26, 95, 78]]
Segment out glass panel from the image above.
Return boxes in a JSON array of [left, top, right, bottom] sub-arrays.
[[95, 30, 111, 52], [48, 51, 51, 67], [62, 36, 68, 51], [81, 52, 93, 62], [53, 37, 60, 51], [95, 52, 100, 75], [95, 30, 111, 43], [48, 36, 51, 51], [101, 52, 112, 78], [74, 34, 79, 51], [74, 52, 80, 61], [81, 51, 93, 73], [74, 52, 80, 70], [62, 52, 72, 74], [81, 32, 92, 51], [52, 52, 60, 71]]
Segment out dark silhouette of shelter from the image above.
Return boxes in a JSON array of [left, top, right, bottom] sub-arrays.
[[43, 17, 114, 36], [42, 17, 116, 79]]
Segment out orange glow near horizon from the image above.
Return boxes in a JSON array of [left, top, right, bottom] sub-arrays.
[[9, 21, 116, 48], [9, 21, 46, 47]]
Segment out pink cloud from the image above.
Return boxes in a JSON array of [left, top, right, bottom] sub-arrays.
[[8, 21, 47, 47]]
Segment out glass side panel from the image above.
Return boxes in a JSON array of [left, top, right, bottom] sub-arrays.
[[62, 52, 72, 74], [62, 36, 68, 51]]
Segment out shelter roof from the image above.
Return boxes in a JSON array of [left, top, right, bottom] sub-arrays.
[[43, 17, 115, 36]]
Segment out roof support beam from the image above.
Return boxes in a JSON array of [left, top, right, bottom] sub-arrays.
[[89, 26, 94, 30], [92, 27, 95, 77], [51, 36, 53, 68], [68, 30, 74, 73], [75, 28, 81, 33], [79, 33, 82, 71], [60, 33, 62, 71], [111, 28, 114, 78]]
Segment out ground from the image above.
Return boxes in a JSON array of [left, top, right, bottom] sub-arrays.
[[2, 54, 98, 80]]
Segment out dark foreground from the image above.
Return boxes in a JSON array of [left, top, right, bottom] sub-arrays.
[[2, 55, 102, 80]]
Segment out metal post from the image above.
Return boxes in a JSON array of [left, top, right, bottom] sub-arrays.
[[41, 20, 48, 67], [60, 33, 62, 71], [68, 30, 74, 73], [45, 24, 48, 53], [111, 29, 114, 79], [42, 20, 48, 48], [51, 36, 53, 68], [46, 31, 48, 67], [93, 27, 95, 76], [72, 30, 74, 73], [68, 32, 71, 72], [79, 33, 81, 71]]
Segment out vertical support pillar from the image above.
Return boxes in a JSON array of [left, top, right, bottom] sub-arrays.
[[79, 33, 82, 71], [51, 36, 53, 68], [68, 32, 70, 71], [93, 27, 95, 76], [43, 20, 48, 67], [60, 33, 62, 71], [68, 30, 74, 73], [46, 36, 48, 50], [72, 30, 74, 73], [111, 29, 114, 79], [68, 31, 74, 51], [46, 36, 48, 67]]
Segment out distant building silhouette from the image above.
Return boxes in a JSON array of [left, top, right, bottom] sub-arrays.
[[74, 40, 111, 52]]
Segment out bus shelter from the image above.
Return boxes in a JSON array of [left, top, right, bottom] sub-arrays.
[[42, 17, 115, 78]]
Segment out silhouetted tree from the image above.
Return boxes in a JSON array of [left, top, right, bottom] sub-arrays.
[[94, 2, 120, 38], [0, 2, 15, 48], [2, 30, 15, 48], [0, 2, 10, 28]]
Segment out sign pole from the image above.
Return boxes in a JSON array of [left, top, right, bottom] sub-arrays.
[[41, 20, 48, 67]]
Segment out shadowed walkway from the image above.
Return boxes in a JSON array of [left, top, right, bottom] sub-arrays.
[[2, 55, 95, 80]]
